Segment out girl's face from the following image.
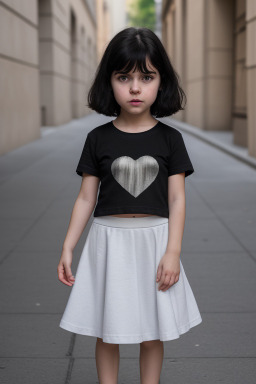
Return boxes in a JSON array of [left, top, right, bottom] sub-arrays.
[[110, 58, 161, 116]]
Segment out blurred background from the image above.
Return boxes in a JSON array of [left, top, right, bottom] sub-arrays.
[[0, 0, 255, 158]]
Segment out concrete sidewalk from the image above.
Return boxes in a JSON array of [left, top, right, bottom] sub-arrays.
[[0, 112, 256, 383], [166, 117, 256, 170]]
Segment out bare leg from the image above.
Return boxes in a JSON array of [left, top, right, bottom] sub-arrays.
[[139, 340, 164, 384], [95, 337, 120, 384]]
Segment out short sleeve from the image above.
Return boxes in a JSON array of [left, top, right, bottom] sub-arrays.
[[76, 132, 100, 177], [168, 132, 194, 178]]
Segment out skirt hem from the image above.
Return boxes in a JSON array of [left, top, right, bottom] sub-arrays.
[[59, 315, 202, 344]]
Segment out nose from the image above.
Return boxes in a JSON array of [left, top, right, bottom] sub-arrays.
[[130, 79, 141, 94]]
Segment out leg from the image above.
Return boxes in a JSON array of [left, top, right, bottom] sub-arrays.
[[95, 337, 120, 384], [139, 340, 164, 384]]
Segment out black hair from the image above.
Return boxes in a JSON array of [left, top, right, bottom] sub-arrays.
[[87, 27, 186, 117]]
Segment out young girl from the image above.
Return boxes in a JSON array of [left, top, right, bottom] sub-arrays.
[[58, 27, 202, 384]]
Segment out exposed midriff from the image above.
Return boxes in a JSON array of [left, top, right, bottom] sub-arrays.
[[109, 214, 159, 218]]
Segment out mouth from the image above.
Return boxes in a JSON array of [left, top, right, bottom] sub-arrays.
[[129, 99, 143, 105]]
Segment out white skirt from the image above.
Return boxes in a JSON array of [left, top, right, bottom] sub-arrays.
[[59, 215, 202, 344]]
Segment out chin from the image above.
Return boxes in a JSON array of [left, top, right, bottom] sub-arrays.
[[128, 110, 145, 115]]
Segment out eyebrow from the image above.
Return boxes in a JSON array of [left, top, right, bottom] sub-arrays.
[[114, 71, 157, 75]]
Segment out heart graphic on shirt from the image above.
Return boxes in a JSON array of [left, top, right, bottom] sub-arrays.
[[111, 156, 159, 197]]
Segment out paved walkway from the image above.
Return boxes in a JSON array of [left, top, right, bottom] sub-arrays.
[[168, 117, 256, 170], [0, 112, 256, 383]]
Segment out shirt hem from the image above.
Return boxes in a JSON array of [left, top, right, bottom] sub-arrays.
[[76, 165, 100, 178], [93, 206, 169, 218], [168, 164, 194, 177], [168, 164, 195, 177]]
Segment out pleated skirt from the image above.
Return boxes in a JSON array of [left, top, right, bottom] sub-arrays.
[[59, 215, 202, 344]]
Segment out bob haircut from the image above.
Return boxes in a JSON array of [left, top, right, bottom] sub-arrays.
[[87, 27, 186, 117]]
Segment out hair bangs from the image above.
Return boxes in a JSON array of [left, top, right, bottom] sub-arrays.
[[108, 46, 155, 76]]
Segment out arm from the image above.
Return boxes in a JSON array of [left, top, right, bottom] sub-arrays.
[[156, 173, 185, 292], [63, 173, 100, 251], [166, 172, 186, 256], [57, 173, 100, 286]]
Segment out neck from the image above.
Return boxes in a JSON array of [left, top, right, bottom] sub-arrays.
[[114, 111, 158, 128]]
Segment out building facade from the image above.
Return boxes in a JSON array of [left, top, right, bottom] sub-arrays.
[[96, 0, 127, 60], [162, 0, 256, 158], [0, 0, 105, 155], [0, 0, 129, 155]]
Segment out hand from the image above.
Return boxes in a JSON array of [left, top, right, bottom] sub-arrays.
[[156, 252, 180, 292], [57, 248, 76, 286]]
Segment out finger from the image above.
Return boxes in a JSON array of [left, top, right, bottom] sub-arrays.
[[58, 271, 72, 286], [174, 274, 179, 283], [58, 265, 73, 286], [162, 279, 174, 292], [65, 266, 72, 279], [64, 271, 75, 285], [168, 274, 176, 288], [161, 278, 171, 291], [161, 273, 176, 291], [158, 274, 170, 291], [64, 266, 75, 283], [156, 263, 163, 282]]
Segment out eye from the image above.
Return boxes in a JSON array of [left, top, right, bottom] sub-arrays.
[[118, 75, 128, 82], [117, 74, 154, 82], [143, 75, 153, 82]]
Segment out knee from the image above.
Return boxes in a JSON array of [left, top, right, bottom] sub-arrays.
[[140, 340, 162, 348]]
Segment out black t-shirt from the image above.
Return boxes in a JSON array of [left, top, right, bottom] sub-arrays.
[[76, 120, 194, 218]]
